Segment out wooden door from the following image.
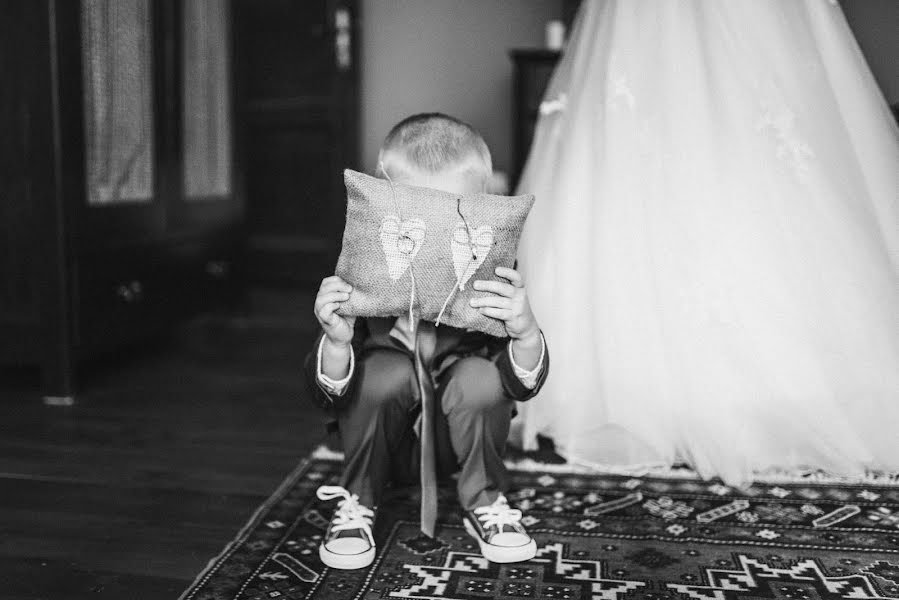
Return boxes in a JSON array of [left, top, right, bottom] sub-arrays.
[[234, 0, 358, 286]]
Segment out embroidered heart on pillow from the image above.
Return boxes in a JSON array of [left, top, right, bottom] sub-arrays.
[[334, 170, 535, 337], [379, 216, 426, 280], [451, 223, 494, 290]]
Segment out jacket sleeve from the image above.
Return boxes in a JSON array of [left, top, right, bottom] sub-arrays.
[[303, 320, 368, 411], [491, 332, 550, 402]]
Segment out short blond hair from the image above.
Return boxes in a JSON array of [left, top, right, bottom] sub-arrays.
[[378, 113, 492, 181]]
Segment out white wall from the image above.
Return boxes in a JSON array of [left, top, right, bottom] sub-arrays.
[[841, 0, 899, 105], [359, 0, 563, 173]]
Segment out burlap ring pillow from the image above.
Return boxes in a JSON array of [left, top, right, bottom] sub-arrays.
[[335, 169, 535, 337]]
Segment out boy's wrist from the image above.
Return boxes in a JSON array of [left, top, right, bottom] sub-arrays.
[[320, 335, 352, 382], [514, 327, 542, 350], [323, 335, 352, 352]]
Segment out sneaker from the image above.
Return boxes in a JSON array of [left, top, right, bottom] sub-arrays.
[[463, 494, 537, 563], [316, 485, 376, 569]]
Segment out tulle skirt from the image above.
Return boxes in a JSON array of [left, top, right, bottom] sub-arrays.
[[514, 0, 899, 486]]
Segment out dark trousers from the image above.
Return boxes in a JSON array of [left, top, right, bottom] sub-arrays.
[[337, 349, 514, 511]]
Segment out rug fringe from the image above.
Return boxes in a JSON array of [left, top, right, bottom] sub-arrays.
[[743, 468, 899, 486], [502, 456, 698, 478], [312, 445, 899, 486], [517, 454, 899, 487]]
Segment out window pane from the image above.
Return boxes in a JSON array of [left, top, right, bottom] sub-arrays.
[[183, 0, 232, 199], [81, 0, 154, 205]]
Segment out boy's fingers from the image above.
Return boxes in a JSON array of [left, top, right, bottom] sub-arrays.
[[495, 267, 524, 287], [315, 292, 350, 313], [321, 276, 352, 291], [320, 302, 341, 322], [478, 306, 512, 321], [320, 279, 353, 294], [315, 301, 333, 322], [323, 291, 352, 303], [469, 296, 511, 309], [320, 275, 343, 289], [473, 280, 516, 297], [317, 298, 344, 318]]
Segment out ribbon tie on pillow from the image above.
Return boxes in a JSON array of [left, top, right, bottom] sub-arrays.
[[381, 163, 421, 332]]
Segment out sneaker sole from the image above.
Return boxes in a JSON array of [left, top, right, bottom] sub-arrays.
[[319, 544, 376, 570], [463, 517, 537, 563]]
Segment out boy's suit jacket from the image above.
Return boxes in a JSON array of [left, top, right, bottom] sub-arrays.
[[304, 317, 549, 412]]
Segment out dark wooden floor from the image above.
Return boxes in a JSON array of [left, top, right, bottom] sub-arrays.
[[0, 290, 329, 599]]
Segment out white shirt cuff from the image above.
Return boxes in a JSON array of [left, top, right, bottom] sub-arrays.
[[316, 336, 355, 396], [509, 332, 546, 390]]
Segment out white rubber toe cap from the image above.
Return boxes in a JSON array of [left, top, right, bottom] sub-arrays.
[[490, 531, 532, 547], [464, 517, 538, 564], [320, 539, 376, 570]]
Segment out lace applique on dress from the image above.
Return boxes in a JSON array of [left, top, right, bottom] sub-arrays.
[[539, 92, 568, 116], [606, 66, 658, 158], [609, 74, 637, 112], [755, 102, 816, 179]]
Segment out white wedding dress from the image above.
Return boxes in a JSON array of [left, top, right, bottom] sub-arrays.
[[514, 0, 899, 486]]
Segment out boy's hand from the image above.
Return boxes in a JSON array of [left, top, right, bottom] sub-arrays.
[[470, 266, 541, 347], [315, 276, 356, 347]]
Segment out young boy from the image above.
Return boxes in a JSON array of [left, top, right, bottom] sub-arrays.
[[305, 113, 548, 570]]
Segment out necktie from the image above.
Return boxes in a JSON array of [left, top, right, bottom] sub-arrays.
[[414, 319, 438, 537]]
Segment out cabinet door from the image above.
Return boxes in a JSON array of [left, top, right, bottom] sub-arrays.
[[67, 0, 167, 248]]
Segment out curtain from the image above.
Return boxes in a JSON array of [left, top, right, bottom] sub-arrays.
[[81, 0, 154, 205], [183, 0, 232, 199]]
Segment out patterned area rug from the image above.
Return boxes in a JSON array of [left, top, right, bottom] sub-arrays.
[[181, 449, 899, 600]]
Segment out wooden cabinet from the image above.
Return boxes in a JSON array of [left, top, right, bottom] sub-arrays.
[[510, 49, 561, 189], [0, 0, 244, 402]]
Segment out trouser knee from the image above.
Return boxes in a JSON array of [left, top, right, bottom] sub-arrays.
[[441, 356, 508, 416], [348, 349, 417, 416]]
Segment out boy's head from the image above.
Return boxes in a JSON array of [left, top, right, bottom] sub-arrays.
[[377, 113, 492, 195]]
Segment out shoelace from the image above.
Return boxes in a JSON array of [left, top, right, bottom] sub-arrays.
[[473, 494, 525, 533], [317, 485, 374, 539]]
